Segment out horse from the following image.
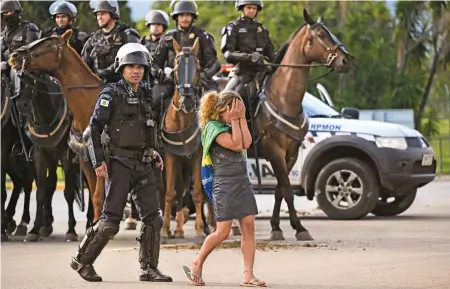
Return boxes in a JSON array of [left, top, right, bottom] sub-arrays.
[[1, 77, 34, 241], [223, 9, 351, 241], [159, 38, 212, 242], [8, 30, 105, 227]]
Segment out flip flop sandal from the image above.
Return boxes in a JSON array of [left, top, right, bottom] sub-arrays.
[[181, 265, 205, 286], [240, 278, 267, 287]]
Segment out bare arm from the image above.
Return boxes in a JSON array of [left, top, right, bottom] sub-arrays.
[[215, 119, 243, 152], [239, 118, 252, 149]]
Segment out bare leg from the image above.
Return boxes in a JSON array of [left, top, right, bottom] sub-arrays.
[[191, 220, 232, 283], [239, 215, 265, 286]]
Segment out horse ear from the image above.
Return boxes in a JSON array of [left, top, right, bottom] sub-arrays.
[[173, 38, 181, 54], [303, 9, 316, 26], [317, 16, 325, 24], [61, 29, 73, 42], [192, 38, 200, 56]]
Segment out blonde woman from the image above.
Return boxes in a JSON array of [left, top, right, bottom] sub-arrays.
[[182, 91, 266, 287]]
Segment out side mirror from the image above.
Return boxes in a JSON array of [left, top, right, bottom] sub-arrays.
[[341, 107, 359, 119]]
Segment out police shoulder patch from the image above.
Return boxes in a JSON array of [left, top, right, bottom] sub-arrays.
[[100, 98, 110, 107]]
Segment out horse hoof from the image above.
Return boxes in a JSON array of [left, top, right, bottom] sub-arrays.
[[296, 231, 314, 241], [160, 235, 169, 244], [65, 233, 79, 242], [39, 226, 53, 237], [14, 225, 28, 236], [203, 226, 211, 236], [270, 231, 285, 241], [124, 221, 137, 230], [24, 233, 40, 243], [232, 226, 242, 236], [1, 234, 9, 242], [6, 220, 17, 235], [173, 230, 185, 239], [195, 235, 206, 244]]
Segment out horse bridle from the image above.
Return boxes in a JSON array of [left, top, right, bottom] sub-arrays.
[[172, 51, 201, 113], [15, 36, 101, 91]]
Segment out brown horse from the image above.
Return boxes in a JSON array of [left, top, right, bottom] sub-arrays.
[[159, 38, 209, 242], [8, 30, 105, 225], [225, 9, 351, 241]]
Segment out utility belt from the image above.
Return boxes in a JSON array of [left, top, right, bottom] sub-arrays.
[[109, 146, 155, 164]]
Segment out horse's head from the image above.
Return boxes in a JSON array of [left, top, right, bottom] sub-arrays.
[[172, 37, 201, 113], [302, 9, 351, 73], [8, 29, 73, 74]]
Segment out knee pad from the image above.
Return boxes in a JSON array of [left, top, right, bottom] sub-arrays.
[[98, 220, 119, 238], [143, 212, 163, 231]]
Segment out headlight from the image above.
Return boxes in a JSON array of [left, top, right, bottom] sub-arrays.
[[375, 137, 408, 150]]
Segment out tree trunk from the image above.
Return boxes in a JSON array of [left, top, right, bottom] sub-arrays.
[[415, 50, 440, 130]]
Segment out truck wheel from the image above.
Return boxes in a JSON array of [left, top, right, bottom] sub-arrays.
[[315, 157, 379, 220], [371, 190, 417, 217]]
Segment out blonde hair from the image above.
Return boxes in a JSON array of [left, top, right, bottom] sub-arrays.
[[198, 90, 243, 128]]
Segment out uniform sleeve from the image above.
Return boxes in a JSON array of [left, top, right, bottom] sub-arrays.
[[81, 34, 94, 70], [221, 24, 243, 65], [151, 36, 169, 76], [89, 92, 113, 164], [199, 32, 220, 77], [263, 28, 275, 62], [25, 23, 40, 44], [0, 36, 7, 61]]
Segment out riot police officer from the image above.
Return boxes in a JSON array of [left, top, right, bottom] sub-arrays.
[[141, 10, 170, 59], [0, 0, 39, 97], [70, 43, 172, 283], [221, 0, 274, 106], [151, 0, 221, 114], [81, 0, 140, 84], [39, 1, 88, 56]]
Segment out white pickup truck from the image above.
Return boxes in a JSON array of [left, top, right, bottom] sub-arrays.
[[240, 83, 437, 220]]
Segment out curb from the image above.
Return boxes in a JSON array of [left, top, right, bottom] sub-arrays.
[[6, 175, 450, 191]]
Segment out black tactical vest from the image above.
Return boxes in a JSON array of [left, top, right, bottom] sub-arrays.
[[1, 20, 38, 54], [40, 26, 86, 55], [164, 26, 204, 69], [232, 18, 270, 55], [141, 35, 159, 59], [105, 83, 157, 150]]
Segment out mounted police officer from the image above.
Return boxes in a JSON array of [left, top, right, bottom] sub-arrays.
[[141, 10, 170, 60], [70, 43, 172, 283], [81, 0, 140, 84], [39, 1, 88, 56], [221, 0, 274, 107], [151, 0, 221, 114], [0, 0, 39, 98]]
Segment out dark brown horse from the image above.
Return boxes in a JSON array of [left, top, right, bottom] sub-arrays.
[[8, 30, 105, 226], [159, 38, 211, 242], [225, 9, 351, 240]]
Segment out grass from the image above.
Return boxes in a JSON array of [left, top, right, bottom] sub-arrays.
[[425, 119, 450, 175]]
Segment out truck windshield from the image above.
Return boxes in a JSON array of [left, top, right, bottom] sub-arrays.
[[303, 93, 341, 118]]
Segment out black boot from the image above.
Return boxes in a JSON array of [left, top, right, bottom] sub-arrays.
[[138, 224, 172, 282], [70, 221, 118, 282]]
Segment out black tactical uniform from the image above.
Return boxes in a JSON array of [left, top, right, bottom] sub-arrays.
[[151, 0, 221, 114], [39, 1, 88, 56], [221, 0, 274, 105], [81, 0, 140, 84], [70, 43, 172, 283], [0, 0, 39, 98]]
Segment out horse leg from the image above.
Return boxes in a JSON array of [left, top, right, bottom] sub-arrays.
[[16, 172, 33, 236], [86, 184, 94, 229], [173, 185, 186, 239], [39, 165, 57, 238], [231, 219, 242, 236], [161, 153, 177, 242], [1, 172, 9, 242], [4, 171, 22, 234], [25, 148, 48, 242], [191, 154, 206, 243], [62, 152, 79, 242], [124, 199, 138, 230], [79, 159, 101, 223]]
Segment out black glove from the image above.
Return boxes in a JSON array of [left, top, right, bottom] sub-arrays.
[[156, 68, 165, 83], [199, 71, 209, 88], [249, 52, 264, 64], [97, 68, 114, 80]]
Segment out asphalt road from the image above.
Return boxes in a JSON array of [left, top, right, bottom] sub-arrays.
[[1, 180, 450, 289]]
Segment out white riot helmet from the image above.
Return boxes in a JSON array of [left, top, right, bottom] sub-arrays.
[[114, 43, 151, 73]]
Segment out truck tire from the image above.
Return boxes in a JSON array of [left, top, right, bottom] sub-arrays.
[[315, 157, 379, 220], [371, 189, 417, 217]]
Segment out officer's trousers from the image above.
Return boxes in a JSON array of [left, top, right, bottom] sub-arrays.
[[102, 158, 161, 225]]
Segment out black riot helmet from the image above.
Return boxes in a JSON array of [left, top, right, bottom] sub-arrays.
[[145, 10, 170, 30], [49, 1, 77, 20], [92, 0, 120, 20], [235, 0, 263, 11], [0, 0, 23, 14], [114, 43, 151, 73], [170, 0, 198, 20]]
